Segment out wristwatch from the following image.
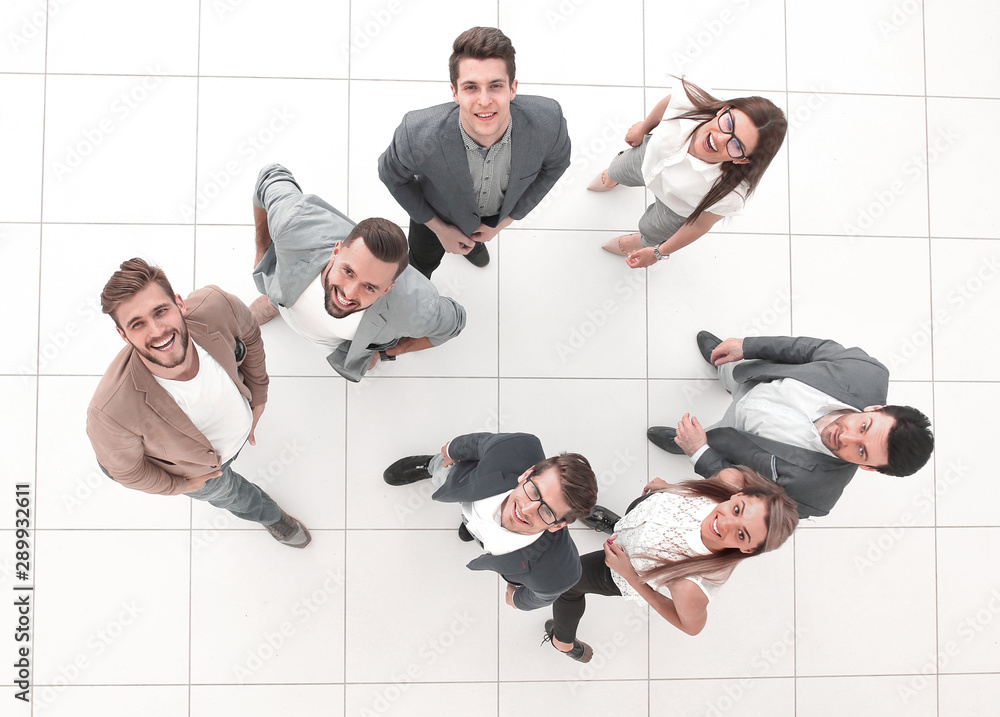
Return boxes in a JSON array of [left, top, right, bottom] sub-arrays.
[[652, 245, 669, 262], [378, 349, 395, 362]]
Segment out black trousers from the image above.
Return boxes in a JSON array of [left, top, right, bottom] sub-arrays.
[[406, 214, 499, 279], [407, 219, 446, 279], [550, 548, 622, 643]]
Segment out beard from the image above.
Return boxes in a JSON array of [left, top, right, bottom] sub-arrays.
[[322, 268, 363, 319], [135, 324, 191, 369]]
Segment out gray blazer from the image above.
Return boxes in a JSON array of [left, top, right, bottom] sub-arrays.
[[252, 164, 466, 382], [433, 432, 582, 611], [377, 96, 571, 235], [694, 336, 890, 519]]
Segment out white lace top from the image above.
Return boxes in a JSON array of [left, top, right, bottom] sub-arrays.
[[611, 491, 727, 604]]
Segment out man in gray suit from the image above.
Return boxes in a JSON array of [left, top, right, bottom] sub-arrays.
[[378, 26, 571, 278], [250, 164, 466, 382], [647, 332, 934, 518]]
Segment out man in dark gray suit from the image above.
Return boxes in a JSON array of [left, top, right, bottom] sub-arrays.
[[250, 164, 466, 382], [648, 332, 934, 518], [378, 26, 571, 278], [383, 433, 597, 610]]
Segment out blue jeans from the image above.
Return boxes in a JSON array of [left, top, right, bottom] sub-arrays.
[[187, 455, 281, 525]]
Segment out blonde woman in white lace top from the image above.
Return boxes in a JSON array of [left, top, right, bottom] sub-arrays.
[[542, 466, 798, 662]]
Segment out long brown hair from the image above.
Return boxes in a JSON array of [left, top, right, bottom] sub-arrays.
[[672, 78, 787, 224], [634, 466, 798, 588]]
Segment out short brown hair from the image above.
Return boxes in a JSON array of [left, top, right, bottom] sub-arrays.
[[531, 453, 597, 523], [100, 257, 176, 327], [344, 217, 409, 279], [449, 26, 516, 88]]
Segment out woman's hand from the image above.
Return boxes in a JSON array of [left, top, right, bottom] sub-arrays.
[[604, 538, 639, 583], [643, 477, 670, 495], [626, 246, 657, 269], [625, 122, 648, 147]]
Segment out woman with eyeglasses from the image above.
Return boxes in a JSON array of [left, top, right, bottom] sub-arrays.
[[589, 78, 787, 268], [541, 465, 798, 662]]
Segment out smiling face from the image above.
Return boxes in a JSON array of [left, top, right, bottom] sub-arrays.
[[820, 407, 894, 470], [451, 57, 517, 148], [688, 107, 760, 165], [321, 239, 398, 319], [499, 467, 572, 536], [114, 284, 192, 373], [700, 493, 768, 554]]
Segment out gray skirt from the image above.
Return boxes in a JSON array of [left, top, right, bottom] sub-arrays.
[[607, 136, 688, 247]]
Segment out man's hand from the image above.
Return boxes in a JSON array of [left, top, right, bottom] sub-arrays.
[[674, 413, 708, 457], [710, 338, 744, 366], [469, 222, 501, 243], [432, 222, 475, 255], [505, 583, 518, 609], [179, 470, 222, 494], [441, 442, 456, 468], [247, 404, 266, 446]]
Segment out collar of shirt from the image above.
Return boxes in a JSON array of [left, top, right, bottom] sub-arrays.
[[461, 488, 541, 556], [458, 114, 513, 152]]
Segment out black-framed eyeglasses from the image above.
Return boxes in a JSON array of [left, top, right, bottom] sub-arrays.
[[521, 477, 560, 525], [718, 108, 747, 160]]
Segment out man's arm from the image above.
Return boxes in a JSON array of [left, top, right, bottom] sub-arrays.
[[86, 408, 215, 496], [218, 287, 269, 408], [508, 110, 571, 221], [740, 336, 858, 366], [378, 118, 437, 225]]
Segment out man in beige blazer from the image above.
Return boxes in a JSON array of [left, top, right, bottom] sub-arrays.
[[87, 258, 310, 548]]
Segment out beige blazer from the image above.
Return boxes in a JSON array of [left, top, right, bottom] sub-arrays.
[[87, 286, 268, 495]]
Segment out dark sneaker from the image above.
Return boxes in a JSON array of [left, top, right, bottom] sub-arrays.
[[383, 455, 434, 486], [264, 509, 312, 548], [581, 505, 621, 534], [457, 522, 475, 542]]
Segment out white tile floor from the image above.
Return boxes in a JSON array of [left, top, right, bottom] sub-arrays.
[[3, 0, 998, 715]]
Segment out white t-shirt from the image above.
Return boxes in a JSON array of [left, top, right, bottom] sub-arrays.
[[612, 491, 725, 604], [277, 273, 365, 351], [641, 81, 748, 218], [153, 341, 252, 463]]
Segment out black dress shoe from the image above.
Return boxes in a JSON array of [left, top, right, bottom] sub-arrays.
[[696, 330, 722, 365], [581, 505, 621, 534], [541, 619, 593, 663], [464, 241, 490, 267], [383, 455, 434, 486], [647, 426, 684, 455], [457, 522, 475, 542]]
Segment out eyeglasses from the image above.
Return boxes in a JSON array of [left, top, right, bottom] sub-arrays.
[[521, 477, 560, 525], [718, 108, 747, 160]]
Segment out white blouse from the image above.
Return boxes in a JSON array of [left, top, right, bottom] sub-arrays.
[[611, 491, 728, 605], [640, 82, 748, 218]]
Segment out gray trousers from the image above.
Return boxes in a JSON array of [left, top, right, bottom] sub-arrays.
[[607, 136, 688, 247], [185, 454, 281, 525]]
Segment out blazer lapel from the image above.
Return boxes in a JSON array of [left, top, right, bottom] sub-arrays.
[[440, 118, 480, 220]]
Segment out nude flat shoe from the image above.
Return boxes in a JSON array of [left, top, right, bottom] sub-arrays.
[[601, 233, 640, 256], [586, 170, 618, 192]]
